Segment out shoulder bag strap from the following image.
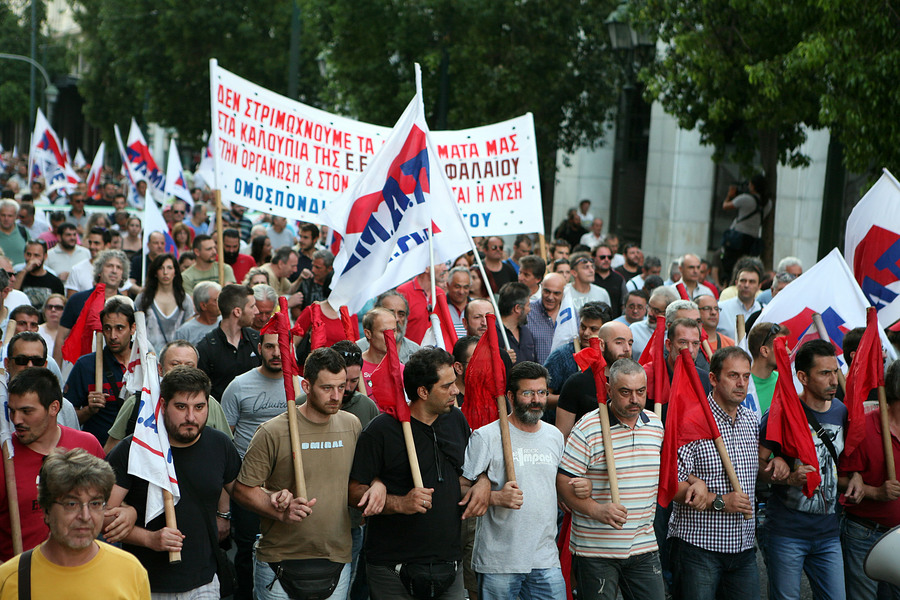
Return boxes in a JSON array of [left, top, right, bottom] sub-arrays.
[[18, 548, 34, 600], [802, 403, 839, 464]]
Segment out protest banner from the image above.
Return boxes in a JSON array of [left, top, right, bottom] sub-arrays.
[[208, 60, 543, 236]]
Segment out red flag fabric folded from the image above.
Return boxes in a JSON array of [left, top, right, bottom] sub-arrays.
[[339, 306, 357, 342], [843, 307, 883, 458], [573, 337, 608, 404], [658, 349, 720, 507], [61, 283, 106, 364], [573, 345, 599, 372], [432, 293, 459, 350], [370, 329, 411, 422], [675, 282, 690, 301], [557, 511, 574, 600], [767, 337, 822, 497], [461, 314, 505, 430], [260, 296, 301, 406], [639, 316, 670, 406]]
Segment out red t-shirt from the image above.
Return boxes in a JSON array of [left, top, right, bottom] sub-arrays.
[[397, 278, 447, 346], [0, 426, 105, 560], [838, 410, 900, 527], [362, 359, 379, 400], [231, 253, 258, 285]]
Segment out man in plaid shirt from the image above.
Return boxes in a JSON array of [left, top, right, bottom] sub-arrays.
[[667, 346, 759, 600]]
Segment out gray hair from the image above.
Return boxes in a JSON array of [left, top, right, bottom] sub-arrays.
[[0, 199, 19, 213], [192, 281, 221, 306], [608, 358, 647, 388], [252, 283, 278, 303], [772, 271, 797, 296], [643, 255, 661, 270], [776, 256, 803, 272], [375, 289, 409, 312], [312, 249, 334, 268], [92, 249, 130, 283], [669, 260, 682, 280], [650, 285, 678, 306], [665, 299, 698, 327], [448, 266, 471, 281], [160, 340, 199, 365]]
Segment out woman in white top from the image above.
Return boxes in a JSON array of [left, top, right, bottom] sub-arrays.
[[38, 293, 66, 357], [134, 253, 194, 353]]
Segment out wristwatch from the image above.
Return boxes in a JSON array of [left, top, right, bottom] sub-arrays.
[[216, 511, 232, 520], [713, 494, 725, 511]]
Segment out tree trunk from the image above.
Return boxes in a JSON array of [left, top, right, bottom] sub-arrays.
[[758, 129, 779, 270]]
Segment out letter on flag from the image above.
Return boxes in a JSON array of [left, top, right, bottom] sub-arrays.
[[845, 169, 900, 327], [61, 284, 106, 364], [461, 314, 505, 430], [323, 64, 472, 313], [164, 139, 193, 208], [128, 313, 179, 524], [550, 291, 578, 353]]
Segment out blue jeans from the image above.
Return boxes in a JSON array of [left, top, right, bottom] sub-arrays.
[[254, 558, 351, 600], [574, 552, 665, 600], [766, 533, 845, 600], [669, 538, 759, 600], [841, 516, 900, 600], [478, 568, 567, 600]]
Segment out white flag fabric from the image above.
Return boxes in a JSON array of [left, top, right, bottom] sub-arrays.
[[114, 124, 141, 205], [127, 312, 179, 525], [193, 142, 215, 190], [324, 65, 472, 313], [85, 142, 106, 197], [0, 380, 14, 460], [550, 290, 578, 353], [844, 169, 900, 327], [164, 139, 193, 208], [28, 109, 79, 194], [125, 119, 166, 202], [73, 148, 87, 169], [752, 248, 895, 372]]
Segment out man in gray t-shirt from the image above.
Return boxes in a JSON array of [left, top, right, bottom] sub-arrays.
[[462, 361, 566, 598]]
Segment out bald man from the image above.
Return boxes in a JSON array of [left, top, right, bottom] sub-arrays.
[[555, 321, 634, 438], [527, 273, 566, 364], [672, 254, 715, 300]]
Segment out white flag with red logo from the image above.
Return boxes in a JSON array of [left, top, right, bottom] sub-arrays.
[[164, 138, 193, 208], [127, 312, 179, 525], [28, 109, 80, 194], [844, 169, 900, 328], [324, 64, 472, 313], [85, 143, 106, 197], [125, 118, 166, 202]]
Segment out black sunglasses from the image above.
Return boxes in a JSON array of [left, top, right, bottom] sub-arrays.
[[11, 355, 46, 366], [762, 323, 782, 348]]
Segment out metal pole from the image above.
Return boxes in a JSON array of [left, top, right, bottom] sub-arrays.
[[30, 0, 36, 131]]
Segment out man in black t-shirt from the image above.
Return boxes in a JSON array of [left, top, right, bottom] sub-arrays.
[[14, 240, 63, 308], [107, 366, 241, 597], [349, 348, 487, 600]]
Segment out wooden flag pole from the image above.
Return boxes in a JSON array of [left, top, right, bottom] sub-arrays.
[[877, 386, 897, 481], [162, 489, 181, 563], [538, 233, 548, 262], [215, 191, 225, 286], [713, 436, 751, 520], [3, 444, 22, 555], [736, 315, 746, 343], [811, 313, 846, 392], [289, 376, 308, 499], [402, 421, 424, 489], [94, 331, 103, 396], [573, 337, 582, 352], [597, 403, 620, 504], [496, 395, 516, 483], [701, 339, 714, 362]]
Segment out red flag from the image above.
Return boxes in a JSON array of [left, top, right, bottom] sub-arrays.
[[61, 284, 106, 364], [675, 282, 690, 301], [557, 511, 574, 600], [261, 296, 301, 406], [574, 337, 607, 404], [339, 306, 357, 342], [461, 314, 506, 430], [658, 349, 721, 506], [573, 343, 599, 372], [639, 316, 670, 406], [432, 293, 459, 350], [299, 303, 328, 350], [370, 329, 411, 421], [843, 307, 883, 457], [767, 337, 822, 497]]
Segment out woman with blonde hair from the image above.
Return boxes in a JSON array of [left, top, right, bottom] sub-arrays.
[[242, 266, 271, 288], [38, 293, 66, 357]]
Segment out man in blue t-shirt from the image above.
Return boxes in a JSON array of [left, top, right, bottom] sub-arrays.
[[758, 339, 848, 600]]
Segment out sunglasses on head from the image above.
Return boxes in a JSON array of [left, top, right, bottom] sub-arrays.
[[762, 323, 782, 347]]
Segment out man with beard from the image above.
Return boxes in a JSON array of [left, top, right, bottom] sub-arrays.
[[556, 320, 635, 438], [356, 290, 422, 363], [13, 239, 64, 308], [298, 250, 333, 309], [462, 361, 567, 598], [197, 284, 260, 400], [235, 348, 363, 600], [222, 228, 257, 284], [181, 235, 236, 295], [65, 227, 113, 296], [107, 366, 241, 597]]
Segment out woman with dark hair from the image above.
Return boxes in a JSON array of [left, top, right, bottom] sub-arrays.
[[250, 234, 272, 266], [134, 253, 194, 352], [122, 216, 143, 259]]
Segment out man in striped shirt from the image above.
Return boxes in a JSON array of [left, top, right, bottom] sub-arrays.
[[556, 358, 665, 600], [667, 346, 759, 600]]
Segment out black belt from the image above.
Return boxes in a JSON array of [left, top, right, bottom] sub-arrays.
[[846, 512, 892, 534]]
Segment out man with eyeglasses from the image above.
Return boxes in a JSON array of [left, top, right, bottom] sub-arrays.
[[481, 236, 518, 295], [630, 286, 678, 359], [462, 361, 567, 599], [0, 448, 151, 599], [45, 223, 90, 283], [13, 239, 64, 308], [717, 264, 762, 339], [697, 295, 735, 352], [592, 244, 626, 319], [0, 368, 105, 561], [66, 191, 90, 236], [615, 290, 649, 326]]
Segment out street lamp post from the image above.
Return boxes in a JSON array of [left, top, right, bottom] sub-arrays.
[[0, 53, 58, 125]]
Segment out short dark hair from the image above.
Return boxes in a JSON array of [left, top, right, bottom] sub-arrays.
[[272, 246, 296, 265], [179, 251, 196, 266], [331, 340, 362, 368], [519, 255, 546, 280], [160, 366, 210, 403], [626, 289, 650, 303], [8, 331, 47, 359], [304, 347, 346, 384], [452, 336, 479, 364], [100, 297, 135, 326], [795, 339, 836, 375], [9, 367, 61, 410], [667, 317, 701, 340], [56, 222, 76, 237], [507, 361, 549, 393], [88, 226, 111, 245], [580, 301, 611, 324], [24, 239, 46, 254], [551, 240, 571, 252], [10, 304, 39, 322], [222, 228, 241, 241], [218, 284, 253, 318], [403, 347, 454, 402], [709, 346, 751, 378], [841, 327, 866, 364], [193, 234, 212, 250], [498, 282, 531, 317], [300, 223, 319, 238], [747, 321, 788, 358]]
